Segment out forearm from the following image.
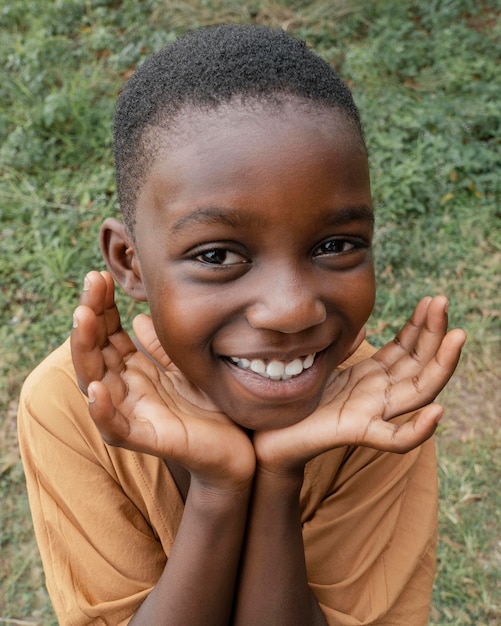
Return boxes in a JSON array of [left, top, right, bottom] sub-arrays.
[[233, 468, 327, 626], [130, 480, 251, 626]]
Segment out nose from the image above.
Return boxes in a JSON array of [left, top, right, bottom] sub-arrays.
[[245, 273, 327, 334]]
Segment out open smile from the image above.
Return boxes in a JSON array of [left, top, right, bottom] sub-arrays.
[[220, 347, 331, 417], [228, 353, 316, 382], [217, 348, 332, 427]]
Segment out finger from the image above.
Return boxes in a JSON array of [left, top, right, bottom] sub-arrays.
[[99, 270, 123, 338], [77, 272, 118, 346], [71, 303, 136, 394], [80, 271, 125, 343], [79, 271, 112, 312], [358, 403, 443, 454], [390, 295, 450, 377], [373, 297, 433, 368], [87, 380, 149, 450], [88, 378, 185, 459], [374, 296, 450, 378], [71, 305, 106, 392], [82, 271, 137, 357], [133, 314, 175, 371], [383, 327, 466, 418]]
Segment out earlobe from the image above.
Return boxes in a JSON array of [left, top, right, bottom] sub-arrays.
[[100, 217, 147, 301]]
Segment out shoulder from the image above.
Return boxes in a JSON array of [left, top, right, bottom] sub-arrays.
[[21, 337, 77, 397], [20, 338, 83, 419], [18, 338, 104, 457]]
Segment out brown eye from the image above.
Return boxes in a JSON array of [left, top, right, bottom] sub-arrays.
[[314, 240, 356, 256], [196, 249, 247, 265]]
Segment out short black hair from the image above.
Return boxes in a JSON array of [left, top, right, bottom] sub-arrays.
[[114, 24, 365, 232]]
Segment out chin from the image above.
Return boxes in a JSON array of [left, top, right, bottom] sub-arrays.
[[227, 398, 319, 432]]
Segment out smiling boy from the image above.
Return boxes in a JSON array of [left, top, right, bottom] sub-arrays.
[[18, 25, 465, 625]]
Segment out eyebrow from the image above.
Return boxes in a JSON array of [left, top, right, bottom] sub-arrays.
[[323, 204, 374, 227], [170, 206, 264, 233], [170, 203, 374, 233]]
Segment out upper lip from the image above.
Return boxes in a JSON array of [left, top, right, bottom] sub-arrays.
[[221, 345, 328, 362]]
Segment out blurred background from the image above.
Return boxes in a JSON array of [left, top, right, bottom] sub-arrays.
[[1, 1, 499, 623]]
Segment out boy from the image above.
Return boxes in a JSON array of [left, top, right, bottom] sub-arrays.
[[18, 25, 465, 625]]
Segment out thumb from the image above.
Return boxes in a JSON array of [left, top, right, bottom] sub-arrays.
[[132, 314, 176, 371]]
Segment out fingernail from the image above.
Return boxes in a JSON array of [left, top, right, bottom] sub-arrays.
[[72, 312, 79, 328], [83, 276, 91, 291], [88, 385, 96, 403], [444, 298, 449, 313]]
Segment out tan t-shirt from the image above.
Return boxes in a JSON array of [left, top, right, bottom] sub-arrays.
[[18, 339, 437, 625]]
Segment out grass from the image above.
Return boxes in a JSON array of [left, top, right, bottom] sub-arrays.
[[1, 0, 499, 623]]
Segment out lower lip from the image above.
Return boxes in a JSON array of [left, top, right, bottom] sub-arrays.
[[222, 350, 327, 404]]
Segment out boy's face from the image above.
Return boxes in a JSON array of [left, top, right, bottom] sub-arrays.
[[130, 102, 375, 430]]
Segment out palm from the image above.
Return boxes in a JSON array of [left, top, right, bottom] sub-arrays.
[[318, 356, 435, 447]]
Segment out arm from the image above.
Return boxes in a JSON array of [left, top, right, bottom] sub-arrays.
[[72, 272, 256, 625], [233, 467, 327, 626], [130, 482, 250, 625]]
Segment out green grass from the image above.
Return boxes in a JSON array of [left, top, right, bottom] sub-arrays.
[[433, 439, 501, 624], [1, 0, 500, 623]]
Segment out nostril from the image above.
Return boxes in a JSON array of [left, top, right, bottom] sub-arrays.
[[246, 297, 326, 333]]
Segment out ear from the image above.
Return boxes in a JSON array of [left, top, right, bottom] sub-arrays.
[[100, 217, 147, 301]]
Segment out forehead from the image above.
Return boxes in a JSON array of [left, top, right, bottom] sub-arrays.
[[165, 97, 365, 159], [136, 100, 370, 230]]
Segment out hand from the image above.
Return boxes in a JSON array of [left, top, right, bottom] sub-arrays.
[[71, 271, 255, 490], [253, 296, 466, 472]]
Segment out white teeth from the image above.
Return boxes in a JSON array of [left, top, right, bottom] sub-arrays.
[[229, 353, 316, 381], [267, 360, 285, 379], [285, 358, 303, 376], [250, 359, 267, 375], [303, 354, 315, 369]]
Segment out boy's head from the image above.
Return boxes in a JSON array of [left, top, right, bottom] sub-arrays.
[[113, 24, 365, 234], [103, 25, 375, 430]]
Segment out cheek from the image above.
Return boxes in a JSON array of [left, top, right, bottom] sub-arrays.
[[356, 278, 376, 321], [146, 284, 223, 368], [337, 266, 376, 324], [151, 300, 203, 350]]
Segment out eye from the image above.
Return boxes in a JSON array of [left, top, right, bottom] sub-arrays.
[[313, 239, 357, 256], [195, 248, 248, 266]]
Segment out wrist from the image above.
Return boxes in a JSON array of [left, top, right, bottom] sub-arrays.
[[253, 462, 305, 497], [253, 420, 328, 479], [253, 435, 307, 483], [189, 475, 253, 513]]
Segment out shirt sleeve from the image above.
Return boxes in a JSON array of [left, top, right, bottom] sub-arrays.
[[17, 342, 175, 626], [303, 437, 437, 626]]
